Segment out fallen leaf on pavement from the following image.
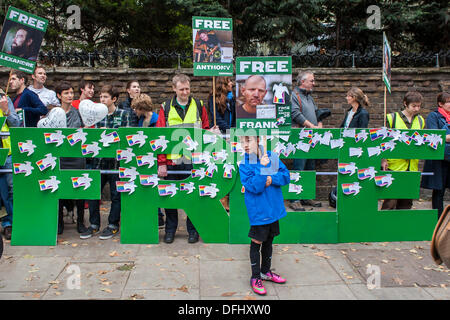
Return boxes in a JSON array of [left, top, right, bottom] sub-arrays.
[[101, 288, 112, 293], [109, 251, 119, 257], [409, 249, 418, 254], [130, 293, 145, 300], [314, 251, 330, 259], [178, 285, 189, 293], [221, 292, 236, 297]]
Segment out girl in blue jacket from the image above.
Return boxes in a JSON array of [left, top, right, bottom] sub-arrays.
[[239, 136, 290, 295]]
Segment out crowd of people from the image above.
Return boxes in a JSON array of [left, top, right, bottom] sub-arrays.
[[0, 66, 448, 295]]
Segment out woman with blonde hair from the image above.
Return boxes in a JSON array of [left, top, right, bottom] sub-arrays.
[[340, 87, 370, 128], [131, 93, 158, 127]]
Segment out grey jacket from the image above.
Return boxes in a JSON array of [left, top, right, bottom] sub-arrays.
[[291, 87, 318, 128]]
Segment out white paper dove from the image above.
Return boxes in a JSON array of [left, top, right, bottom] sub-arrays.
[[18, 140, 36, 156]]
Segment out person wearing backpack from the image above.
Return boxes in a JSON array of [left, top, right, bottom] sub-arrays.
[[421, 92, 450, 219], [381, 91, 425, 210]]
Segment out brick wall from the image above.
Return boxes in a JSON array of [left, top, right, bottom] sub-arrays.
[[2, 66, 449, 200]]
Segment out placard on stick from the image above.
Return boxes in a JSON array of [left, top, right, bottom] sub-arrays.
[[192, 16, 233, 77], [0, 6, 48, 73]]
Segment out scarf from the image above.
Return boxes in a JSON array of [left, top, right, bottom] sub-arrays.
[[438, 107, 450, 124]]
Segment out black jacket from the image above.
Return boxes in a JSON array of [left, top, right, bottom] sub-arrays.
[[340, 105, 370, 128]]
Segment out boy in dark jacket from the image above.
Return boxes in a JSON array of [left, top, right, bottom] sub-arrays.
[[239, 135, 290, 295]]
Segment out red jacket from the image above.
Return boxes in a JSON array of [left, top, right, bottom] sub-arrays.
[[156, 97, 210, 166]]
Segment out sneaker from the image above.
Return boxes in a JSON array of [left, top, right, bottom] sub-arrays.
[[99, 226, 119, 240], [289, 201, 305, 211], [250, 278, 266, 295], [261, 271, 286, 284], [80, 226, 99, 239], [77, 222, 88, 234]]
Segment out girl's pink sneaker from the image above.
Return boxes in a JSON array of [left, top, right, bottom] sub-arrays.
[[261, 271, 286, 283], [250, 278, 267, 295]]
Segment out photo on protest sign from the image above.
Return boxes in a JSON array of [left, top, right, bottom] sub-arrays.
[[192, 16, 233, 76], [235, 57, 292, 135], [0, 6, 48, 73], [382, 32, 392, 93]]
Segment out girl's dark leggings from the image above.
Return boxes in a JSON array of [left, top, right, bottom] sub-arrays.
[[249, 236, 274, 279]]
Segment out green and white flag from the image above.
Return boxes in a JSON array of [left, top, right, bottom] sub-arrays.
[[235, 57, 292, 135], [382, 32, 392, 93], [0, 6, 48, 73], [192, 16, 233, 76]]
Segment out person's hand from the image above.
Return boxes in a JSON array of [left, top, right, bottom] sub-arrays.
[[209, 125, 221, 135], [260, 153, 270, 166], [381, 159, 388, 171], [158, 164, 168, 177], [0, 96, 9, 114], [265, 176, 272, 187], [317, 122, 323, 128]]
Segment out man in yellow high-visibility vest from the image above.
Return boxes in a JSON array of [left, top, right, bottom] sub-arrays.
[[381, 91, 425, 210], [156, 74, 211, 244], [0, 88, 21, 240]]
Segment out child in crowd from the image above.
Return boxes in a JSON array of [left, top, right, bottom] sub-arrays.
[[239, 135, 290, 295]]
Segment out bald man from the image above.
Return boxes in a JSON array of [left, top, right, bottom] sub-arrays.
[[236, 75, 267, 119]]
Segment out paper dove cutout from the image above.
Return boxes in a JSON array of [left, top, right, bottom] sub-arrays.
[[342, 182, 362, 195], [374, 174, 395, 187], [357, 167, 377, 180], [191, 168, 207, 180], [343, 128, 356, 138], [349, 147, 363, 158], [288, 184, 303, 194], [290, 172, 301, 182], [296, 141, 311, 153], [158, 183, 178, 197], [192, 152, 211, 165], [276, 117, 286, 126], [223, 163, 235, 178], [272, 83, 289, 104], [330, 139, 344, 149], [44, 130, 65, 147], [203, 134, 217, 145], [13, 161, 34, 176], [117, 148, 136, 164], [199, 183, 220, 198], [139, 174, 159, 187], [388, 129, 402, 141], [72, 173, 93, 190], [183, 135, 199, 151], [355, 130, 368, 143], [18, 140, 36, 156], [299, 128, 313, 140], [36, 153, 57, 171], [283, 143, 297, 157], [367, 146, 382, 157], [212, 150, 228, 162], [231, 142, 244, 154], [39, 176, 61, 193], [180, 182, 195, 194], [273, 141, 287, 155], [82, 142, 101, 157], [206, 163, 218, 178], [119, 167, 139, 181], [149, 136, 169, 151], [99, 130, 120, 147], [67, 128, 88, 146], [127, 131, 148, 148], [116, 181, 137, 194], [380, 141, 396, 152], [136, 153, 157, 168], [338, 162, 357, 176], [320, 131, 333, 146]]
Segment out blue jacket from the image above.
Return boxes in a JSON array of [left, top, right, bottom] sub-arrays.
[[421, 109, 450, 190], [13, 87, 47, 127], [239, 151, 290, 226]]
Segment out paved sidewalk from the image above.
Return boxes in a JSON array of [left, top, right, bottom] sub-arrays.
[[0, 201, 449, 300]]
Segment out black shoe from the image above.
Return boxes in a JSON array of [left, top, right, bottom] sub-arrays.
[[164, 232, 175, 244], [188, 232, 199, 244], [99, 226, 119, 240], [77, 222, 88, 234], [4, 226, 11, 240], [80, 226, 99, 239], [301, 199, 322, 207]]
